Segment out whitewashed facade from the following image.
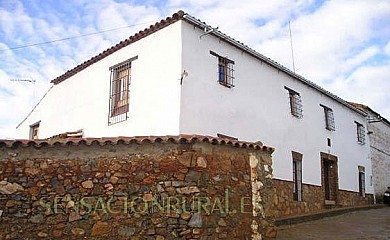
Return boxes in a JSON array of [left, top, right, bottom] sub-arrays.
[[352, 104, 390, 201], [16, 11, 374, 207]]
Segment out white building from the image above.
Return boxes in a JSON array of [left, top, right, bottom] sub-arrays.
[[16, 11, 374, 217], [351, 103, 390, 202]]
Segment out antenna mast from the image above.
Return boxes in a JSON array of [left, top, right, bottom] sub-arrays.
[[10, 78, 37, 106], [288, 21, 296, 73]]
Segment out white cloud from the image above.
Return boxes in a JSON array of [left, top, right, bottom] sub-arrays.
[[0, 0, 390, 138], [385, 40, 390, 56]]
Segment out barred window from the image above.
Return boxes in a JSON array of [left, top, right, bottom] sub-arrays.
[[358, 166, 365, 197], [285, 87, 303, 118], [321, 105, 335, 131], [108, 56, 137, 125], [292, 151, 303, 201], [210, 51, 235, 88], [355, 121, 365, 144]]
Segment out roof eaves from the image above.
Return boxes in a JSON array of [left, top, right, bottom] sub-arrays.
[[50, 10, 185, 85], [182, 14, 367, 117], [349, 102, 390, 126]]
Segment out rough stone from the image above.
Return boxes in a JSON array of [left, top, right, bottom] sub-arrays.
[[29, 214, 44, 224], [25, 167, 40, 175], [52, 230, 62, 238], [81, 180, 93, 189], [218, 218, 227, 227], [110, 162, 122, 171], [6, 200, 21, 208], [180, 212, 192, 220], [157, 184, 165, 192], [37, 232, 48, 238], [178, 152, 193, 167], [177, 186, 200, 194], [265, 227, 277, 238], [185, 170, 201, 182], [104, 183, 114, 191], [91, 221, 111, 236], [118, 226, 136, 237], [144, 193, 153, 201], [171, 181, 184, 187], [71, 228, 85, 235], [0, 138, 275, 239], [109, 176, 119, 184], [146, 228, 155, 235], [196, 156, 207, 168], [188, 213, 203, 228], [0, 181, 24, 194], [68, 212, 81, 222]]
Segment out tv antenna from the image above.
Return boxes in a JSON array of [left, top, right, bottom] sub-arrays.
[[10, 78, 37, 106], [288, 21, 296, 73]]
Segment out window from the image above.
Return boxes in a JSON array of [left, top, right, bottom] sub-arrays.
[[29, 122, 40, 139], [327, 138, 331, 147], [355, 121, 365, 144], [321, 105, 335, 131], [285, 87, 303, 118], [210, 51, 234, 88], [358, 166, 365, 197], [292, 151, 303, 201], [108, 56, 137, 125]]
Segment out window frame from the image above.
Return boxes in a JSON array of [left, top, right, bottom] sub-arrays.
[[358, 166, 365, 197], [29, 121, 40, 139], [292, 151, 303, 201], [285, 87, 303, 118], [210, 51, 235, 88], [355, 121, 366, 144], [108, 56, 138, 125], [320, 104, 335, 131]]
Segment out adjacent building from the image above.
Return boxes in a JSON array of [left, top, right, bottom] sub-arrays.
[[15, 11, 375, 217], [351, 103, 390, 203]]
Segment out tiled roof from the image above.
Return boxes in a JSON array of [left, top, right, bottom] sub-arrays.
[[49, 10, 365, 116], [51, 10, 186, 85], [349, 102, 390, 126], [0, 135, 274, 152]]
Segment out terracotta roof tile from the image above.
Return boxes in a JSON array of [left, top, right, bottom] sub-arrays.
[[51, 10, 185, 85], [0, 135, 274, 153]]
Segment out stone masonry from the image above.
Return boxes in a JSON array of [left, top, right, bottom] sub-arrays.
[[0, 136, 275, 239], [269, 179, 374, 218]]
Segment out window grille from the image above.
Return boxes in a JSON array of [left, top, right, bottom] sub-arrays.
[[355, 121, 365, 144], [285, 87, 303, 118], [292, 151, 303, 201], [108, 56, 137, 125], [210, 51, 235, 88], [358, 166, 365, 197], [321, 105, 335, 131]]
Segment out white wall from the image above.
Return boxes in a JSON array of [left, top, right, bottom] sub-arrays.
[[16, 19, 374, 195], [16, 21, 183, 138], [179, 21, 373, 194], [367, 115, 390, 196]]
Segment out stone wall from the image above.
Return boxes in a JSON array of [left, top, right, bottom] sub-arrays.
[[0, 136, 275, 239], [269, 179, 374, 218], [369, 122, 390, 202]]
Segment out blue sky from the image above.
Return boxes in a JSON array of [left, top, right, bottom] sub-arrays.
[[0, 0, 390, 138]]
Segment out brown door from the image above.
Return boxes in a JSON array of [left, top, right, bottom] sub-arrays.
[[321, 153, 338, 203], [323, 160, 332, 200]]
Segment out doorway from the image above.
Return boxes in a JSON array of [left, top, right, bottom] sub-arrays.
[[321, 153, 338, 203]]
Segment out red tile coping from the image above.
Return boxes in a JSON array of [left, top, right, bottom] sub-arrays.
[[0, 135, 274, 152]]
